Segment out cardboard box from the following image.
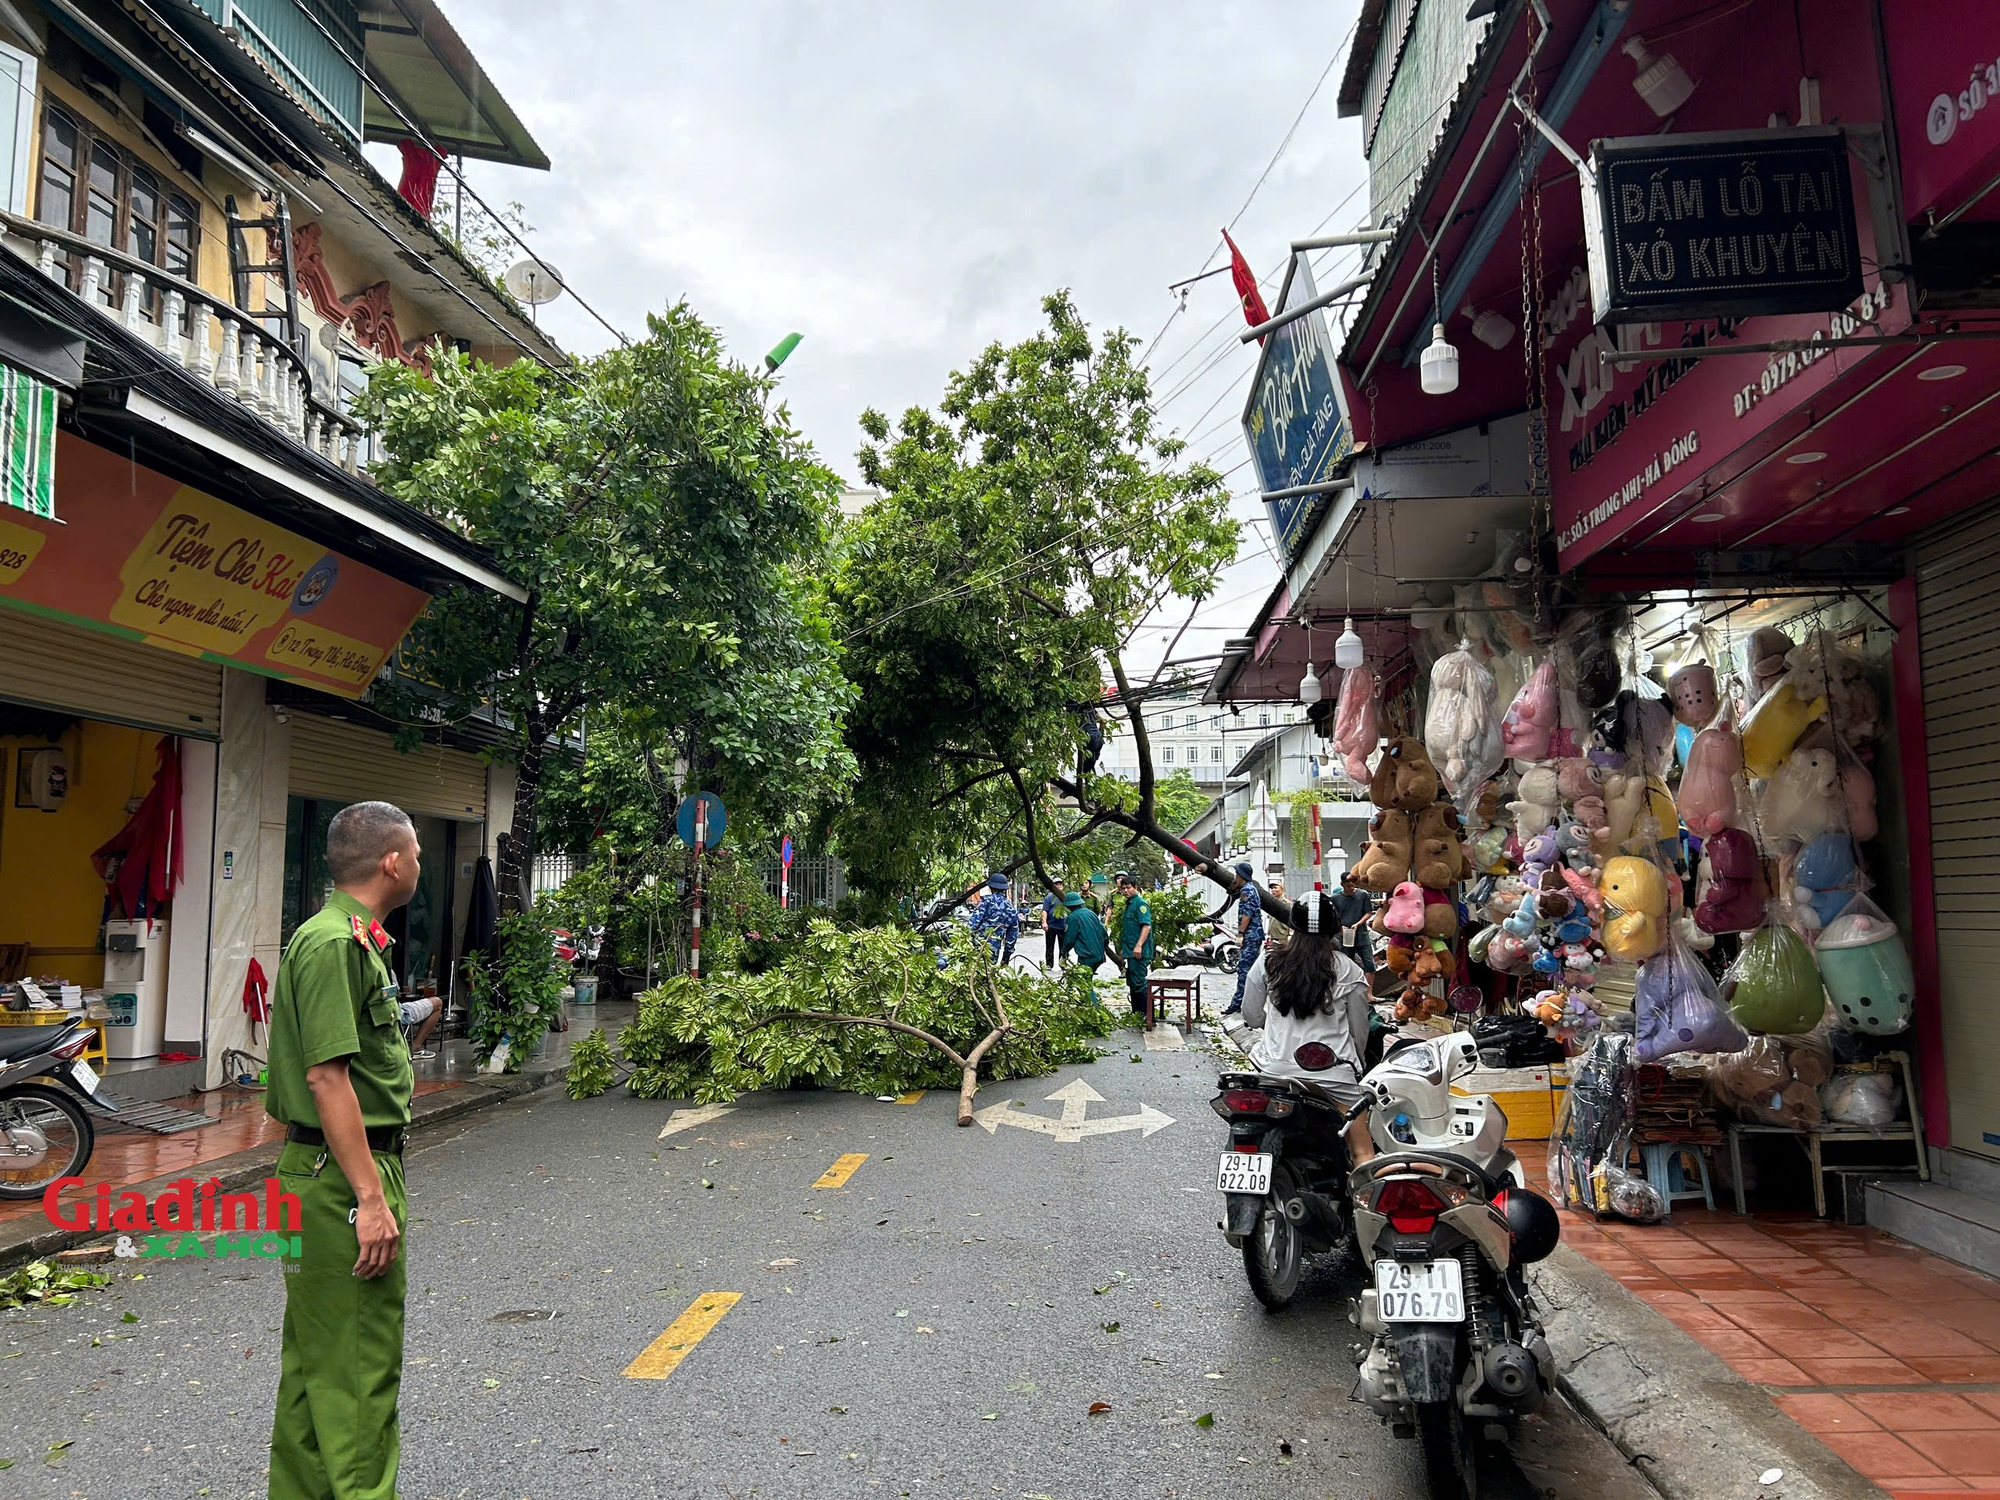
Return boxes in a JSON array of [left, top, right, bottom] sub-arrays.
[[1454, 1064, 1570, 1140]]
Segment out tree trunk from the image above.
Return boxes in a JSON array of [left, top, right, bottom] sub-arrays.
[[499, 730, 544, 915]]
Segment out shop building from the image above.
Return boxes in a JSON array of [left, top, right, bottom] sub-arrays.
[[1209, 0, 2000, 1264], [0, 0, 551, 1096]]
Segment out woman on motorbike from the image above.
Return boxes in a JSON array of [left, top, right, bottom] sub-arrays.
[[1236, 891, 1371, 1082]]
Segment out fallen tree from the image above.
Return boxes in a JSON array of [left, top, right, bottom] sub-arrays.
[[588, 923, 1117, 1124]]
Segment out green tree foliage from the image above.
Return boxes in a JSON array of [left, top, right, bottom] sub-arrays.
[[1152, 769, 1212, 837], [356, 307, 853, 910], [617, 923, 1116, 1122], [833, 292, 1237, 908], [465, 911, 565, 1070], [564, 1028, 617, 1099]]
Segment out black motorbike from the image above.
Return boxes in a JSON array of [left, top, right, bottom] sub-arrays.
[[1210, 1041, 1360, 1309], [1164, 920, 1241, 972], [0, 1018, 113, 1199]]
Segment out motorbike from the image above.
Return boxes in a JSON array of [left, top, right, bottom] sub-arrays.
[[1166, 920, 1242, 972], [1210, 1037, 1362, 1310], [1346, 1030, 1562, 1500], [0, 1018, 113, 1199]]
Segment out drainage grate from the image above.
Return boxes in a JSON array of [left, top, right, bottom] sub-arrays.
[[91, 1091, 218, 1135]]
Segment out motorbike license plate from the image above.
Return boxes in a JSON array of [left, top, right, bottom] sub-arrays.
[[1374, 1258, 1466, 1322], [1217, 1151, 1272, 1195], [65, 1059, 100, 1096]]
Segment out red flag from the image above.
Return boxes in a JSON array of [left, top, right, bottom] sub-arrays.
[[396, 141, 446, 217], [1221, 229, 1271, 338]]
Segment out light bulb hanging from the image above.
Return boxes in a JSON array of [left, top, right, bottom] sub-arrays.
[[1420, 255, 1459, 395], [1334, 617, 1365, 669], [1298, 617, 1321, 704]]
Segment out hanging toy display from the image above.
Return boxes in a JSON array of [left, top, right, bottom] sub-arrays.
[[1739, 680, 1827, 778], [1635, 926, 1747, 1063], [1678, 725, 1743, 837], [1722, 908, 1827, 1035], [1332, 664, 1381, 781], [1693, 827, 1765, 934], [1369, 736, 1443, 811], [1667, 662, 1720, 729], [1599, 854, 1669, 963], [1426, 641, 1500, 796], [1502, 662, 1559, 762], [1814, 891, 1915, 1035]]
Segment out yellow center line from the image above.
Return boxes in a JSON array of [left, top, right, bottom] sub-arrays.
[[813, 1152, 869, 1189], [893, 1090, 925, 1105], [622, 1291, 741, 1380]]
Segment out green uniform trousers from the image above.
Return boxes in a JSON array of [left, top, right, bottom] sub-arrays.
[[269, 1140, 407, 1500], [1125, 959, 1150, 1016]]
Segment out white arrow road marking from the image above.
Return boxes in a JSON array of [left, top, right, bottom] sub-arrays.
[[973, 1078, 1174, 1143], [659, 1103, 735, 1139], [1142, 1024, 1185, 1052]]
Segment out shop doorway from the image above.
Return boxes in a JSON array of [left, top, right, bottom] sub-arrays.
[[281, 800, 468, 993]]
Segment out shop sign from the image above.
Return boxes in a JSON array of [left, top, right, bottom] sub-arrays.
[[0, 434, 429, 697], [1884, 2, 2000, 220], [1585, 127, 1862, 324], [1547, 271, 1911, 566], [1243, 254, 1353, 560]]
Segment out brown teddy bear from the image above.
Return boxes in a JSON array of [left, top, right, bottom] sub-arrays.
[[1411, 802, 1469, 888], [1370, 736, 1442, 812], [1351, 808, 1413, 893]]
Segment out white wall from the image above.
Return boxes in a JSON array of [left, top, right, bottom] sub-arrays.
[[202, 671, 289, 1089]]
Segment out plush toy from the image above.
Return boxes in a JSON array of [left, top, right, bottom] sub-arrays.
[[1501, 663, 1559, 762], [1757, 748, 1842, 845], [1741, 681, 1827, 778], [1408, 944, 1447, 989], [1556, 758, 1610, 840], [1561, 941, 1600, 982], [1412, 802, 1469, 888], [1787, 634, 1883, 746], [1370, 736, 1443, 811], [1502, 899, 1538, 939], [1694, 826, 1763, 934], [1601, 769, 1648, 851], [1422, 885, 1460, 940], [1382, 881, 1428, 935], [1508, 762, 1562, 839], [1841, 760, 1879, 841], [1554, 821, 1598, 874], [1533, 946, 1563, 976], [1426, 645, 1500, 794], [1675, 913, 1715, 952], [1519, 826, 1560, 876], [1351, 808, 1413, 893], [1469, 822, 1513, 874], [1743, 627, 1795, 708], [1600, 855, 1669, 962], [1467, 923, 1499, 965], [1332, 665, 1381, 781], [1382, 935, 1416, 975], [1488, 931, 1542, 975], [1627, 776, 1678, 850], [1530, 989, 1566, 1026], [1817, 896, 1915, 1035], [1560, 865, 1604, 917], [1723, 920, 1826, 1034], [1621, 690, 1676, 778], [1793, 832, 1860, 930], [1635, 942, 1747, 1062], [1678, 726, 1742, 837], [1553, 906, 1594, 944], [1667, 662, 1720, 729]]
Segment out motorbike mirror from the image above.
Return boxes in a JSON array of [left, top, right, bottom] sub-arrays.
[[1292, 1041, 1336, 1072]]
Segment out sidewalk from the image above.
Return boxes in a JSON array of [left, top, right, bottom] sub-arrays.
[[1517, 1141, 2000, 1497]]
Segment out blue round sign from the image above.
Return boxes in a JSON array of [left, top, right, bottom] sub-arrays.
[[781, 836, 794, 865], [676, 792, 725, 850]]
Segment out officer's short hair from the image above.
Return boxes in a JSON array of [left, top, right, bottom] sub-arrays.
[[326, 801, 415, 885]]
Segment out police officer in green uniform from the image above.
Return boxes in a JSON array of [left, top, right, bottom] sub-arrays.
[[264, 801, 421, 1500], [1116, 871, 1154, 1024]]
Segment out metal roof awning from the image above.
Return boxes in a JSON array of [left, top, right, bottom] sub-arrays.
[[360, 0, 549, 169]]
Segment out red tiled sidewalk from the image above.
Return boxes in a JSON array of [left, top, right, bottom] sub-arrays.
[[0, 1078, 462, 1225], [1518, 1142, 2000, 1496]]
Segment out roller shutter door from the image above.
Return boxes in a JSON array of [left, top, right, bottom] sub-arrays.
[[0, 607, 221, 737], [1914, 496, 2000, 1159], [288, 713, 487, 820]]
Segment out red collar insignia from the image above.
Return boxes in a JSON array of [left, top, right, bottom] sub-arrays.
[[350, 914, 393, 952]]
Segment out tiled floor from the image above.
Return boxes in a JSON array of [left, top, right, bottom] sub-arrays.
[[1516, 1141, 2000, 1497]]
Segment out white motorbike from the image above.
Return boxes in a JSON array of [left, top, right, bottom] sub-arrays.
[[1346, 1030, 1562, 1500]]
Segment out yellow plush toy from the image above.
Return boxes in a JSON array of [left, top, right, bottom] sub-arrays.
[[1740, 682, 1827, 778], [1599, 855, 1669, 963], [1624, 775, 1679, 851]]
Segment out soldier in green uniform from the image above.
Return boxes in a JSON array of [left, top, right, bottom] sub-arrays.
[[1116, 871, 1154, 1024], [264, 801, 422, 1500]]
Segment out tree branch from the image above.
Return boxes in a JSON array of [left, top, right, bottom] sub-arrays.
[[931, 765, 1011, 809], [1004, 763, 1057, 889], [1109, 654, 1155, 831], [746, 1008, 1012, 1125]]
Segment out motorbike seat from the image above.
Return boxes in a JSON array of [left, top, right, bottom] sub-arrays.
[[1228, 1072, 1366, 1112], [0, 1023, 72, 1062]]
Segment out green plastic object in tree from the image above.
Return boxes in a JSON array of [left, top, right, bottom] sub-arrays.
[[764, 332, 804, 371], [1723, 921, 1826, 1035]]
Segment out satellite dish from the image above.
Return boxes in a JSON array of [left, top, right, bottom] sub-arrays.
[[503, 259, 565, 306]]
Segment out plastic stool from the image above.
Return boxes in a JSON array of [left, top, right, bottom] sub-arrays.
[[1638, 1143, 1714, 1216]]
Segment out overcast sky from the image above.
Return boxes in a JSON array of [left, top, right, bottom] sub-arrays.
[[390, 0, 1372, 680]]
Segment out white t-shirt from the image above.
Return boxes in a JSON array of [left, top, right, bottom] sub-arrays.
[[1239, 950, 1369, 1082]]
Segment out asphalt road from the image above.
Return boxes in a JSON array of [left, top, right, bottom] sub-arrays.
[[0, 968, 1656, 1500]]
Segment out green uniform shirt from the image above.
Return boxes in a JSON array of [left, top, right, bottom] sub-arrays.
[[1119, 894, 1155, 964], [265, 889, 413, 1132], [1064, 906, 1110, 966]]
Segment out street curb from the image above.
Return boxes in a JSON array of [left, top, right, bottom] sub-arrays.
[[1535, 1242, 1889, 1500], [0, 1070, 557, 1272]]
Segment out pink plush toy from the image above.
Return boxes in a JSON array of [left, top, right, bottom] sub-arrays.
[[1501, 663, 1559, 762], [1678, 726, 1742, 838], [1694, 827, 1763, 934], [1556, 758, 1610, 843], [1332, 665, 1380, 781], [1601, 769, 1648, 852], [1383, 881, 1427, 935], [1668, 663, 1720, 729]]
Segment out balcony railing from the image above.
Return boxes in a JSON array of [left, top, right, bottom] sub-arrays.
[[0, 211, 371, 475]]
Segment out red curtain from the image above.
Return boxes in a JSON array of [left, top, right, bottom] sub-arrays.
[[91, 738, 183, 922], [396, 141, 446, 217]]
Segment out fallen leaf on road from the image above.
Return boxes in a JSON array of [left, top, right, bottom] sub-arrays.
[[120, 1312, 137, 1323], [894, 1310, 908, 1317], [766, 1259, 798, 1270], [980, 1414, 999, 1421], [700, 1179, 715, 1190], [1100, 1322, 1120, 1333], [1087, 1402, 1111, 1416], [916, 1326, 935, 1334], [1193, 1413, 1214, 1428], [482, 1378, 501, 1389], [828, 1406, 847, 1415]]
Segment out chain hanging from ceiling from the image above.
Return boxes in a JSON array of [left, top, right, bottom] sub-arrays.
[[1517, 0, 1554, 630]]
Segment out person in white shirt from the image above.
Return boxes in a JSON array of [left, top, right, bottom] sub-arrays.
[[1236, 891, 1371, 1083]]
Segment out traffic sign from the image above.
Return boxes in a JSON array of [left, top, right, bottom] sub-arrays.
[[781, 836, 794, 866], [676, 791, 726, 850]]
